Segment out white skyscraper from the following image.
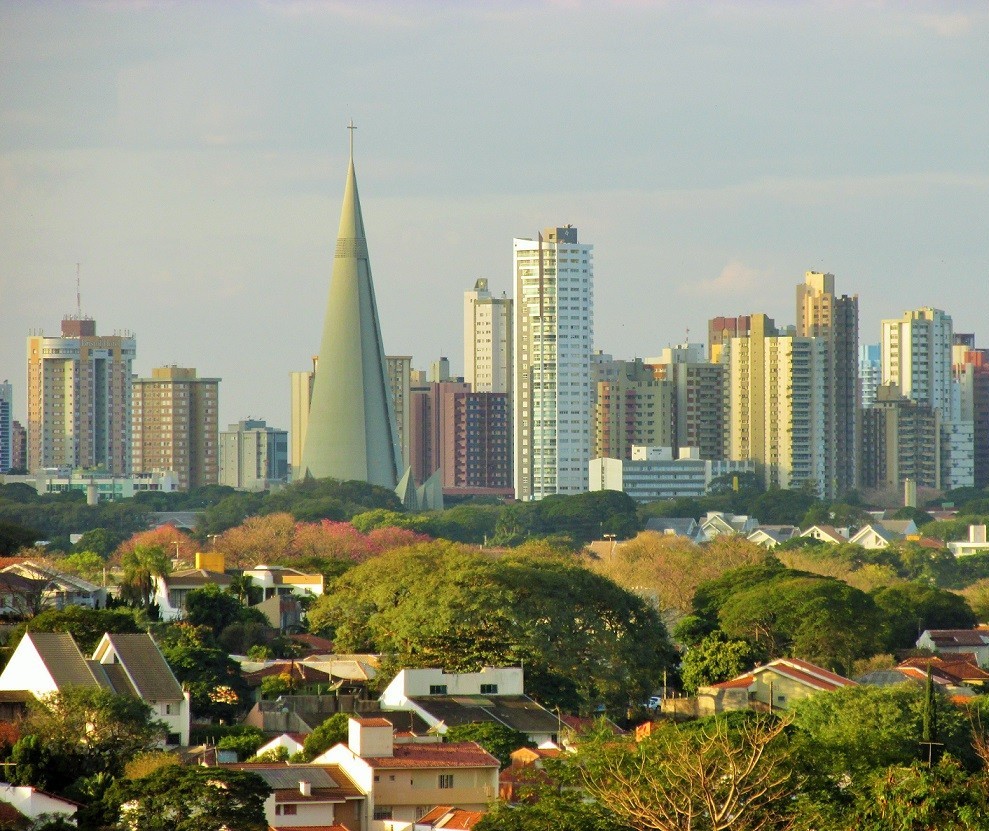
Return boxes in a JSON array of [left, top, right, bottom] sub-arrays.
[[464, 278, 512, 394], [513, 226, 593, 501]]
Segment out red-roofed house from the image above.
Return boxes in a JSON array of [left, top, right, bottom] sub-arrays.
[[917, 628, 989, 667], [698, 658, 855, 714], [316, 717, 499, 826]]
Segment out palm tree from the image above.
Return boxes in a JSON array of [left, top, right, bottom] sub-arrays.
[[119, 544, 171, 608]]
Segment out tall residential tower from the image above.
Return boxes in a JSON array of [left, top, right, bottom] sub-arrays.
[[513, 226, 593, 500]]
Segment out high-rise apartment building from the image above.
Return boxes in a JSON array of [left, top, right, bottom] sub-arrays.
[[464, 278, 512, 394], [514, 226, 593, 500], [592, 357, 673, 461], [860, 344, 882, 410], [861, 385, 941, 492], [726, 314, 828, 493], [409, 380, 470, 486], [648, 343, 727, 462], [440, 390, 513, 497], [882, 307, 973, 490], [386, 356, 413, 470], [708, 315, 753, 362], [953, 335, 989, 489], [131, 366, 220, 490], [0, 382, 11, 473], [10, 421, 26, 473], [796, 271, 860, 497], [289, 365, 315, 477], [219, 419, 288, 491], [27, 318, 135, 474]]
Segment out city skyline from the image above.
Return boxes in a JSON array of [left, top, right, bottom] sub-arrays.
[[2, 2, 987, 431]]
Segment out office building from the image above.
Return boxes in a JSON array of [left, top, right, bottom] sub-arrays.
[[708, 315, 753, 362], [464, 278, 512, 394], [514, 226, 593, 500], [726, 314, 828, 494], [300, 143, 402, 487], [27, 317, 135, 475], [0, 382, 10, 473], [796, 271, 860, 497], [219, 419, 288, 491], [131, 366, 220, 490]]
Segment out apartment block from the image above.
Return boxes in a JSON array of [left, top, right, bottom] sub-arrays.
[[861, 385, 941, 492], [218, 419, 289, 491], [440, 390, 512, 497], [592, 357, 673, 460], [131, 366, 219, 490], [27, 318, 135, 475], [464, 278, 512, 394], [0, 382, 11, 473]]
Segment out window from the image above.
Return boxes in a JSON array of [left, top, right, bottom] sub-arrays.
[[374, 808, 393, 820], [479, 683, 498, 695], [439, 774, 454, 789], [275, 805, 297, 816], [429, 685, 448, 695]]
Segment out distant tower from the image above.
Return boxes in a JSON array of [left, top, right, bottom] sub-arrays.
[[300, 130, 401, 487]]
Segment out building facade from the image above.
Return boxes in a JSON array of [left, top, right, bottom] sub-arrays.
[[513, 226, 593, 500], [218, 419, 289, 491], [954, 340, 989, 488], [796, 271, 860, 497], [131, 366, 219, 490], [409, 380, 470, 486], [289, 364, 315, 476], [386, 355, 413, 470], [592, 358, 673, 461], [861, 385, 941, 492], [860, 343, 882, 409], [0, 382, 11, 473], [440, 390, 512, 497], [27, 318, 135, 475], [464, 278, 512, 394]]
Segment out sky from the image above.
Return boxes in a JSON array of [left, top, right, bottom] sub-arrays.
[[2, 0, 988, 431]]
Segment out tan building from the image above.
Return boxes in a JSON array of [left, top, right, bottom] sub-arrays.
[[593, 357, 673, 461], [318, 717, 499, 826], [726, 314, 828, 493], [131, 366, 219, 490], [796, 271, 860, 497], [289, 364, 315, 476], [27, 317, 135, 474], [464, 278, 512, 394], [861, 384, 941, 492]]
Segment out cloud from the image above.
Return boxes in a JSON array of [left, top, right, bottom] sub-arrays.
[[684, 260, 767, 297]]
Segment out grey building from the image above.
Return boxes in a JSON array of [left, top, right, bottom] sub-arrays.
[[219, 419, 288, 491]]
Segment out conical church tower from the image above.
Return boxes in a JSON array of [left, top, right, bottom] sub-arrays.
[[300, 131, 401, 487]]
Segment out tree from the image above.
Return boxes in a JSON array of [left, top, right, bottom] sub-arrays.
[[870, 582, 976, 651], [18, 605, 141, 654], [0, 519, 40, 555], [73, 527, 125, 557], [107, 765, 271, 831], [10, 687, 165, 793], [300, 712, 350, 760], [679, 632, 761, 694], [478, 792, 620, 831], [216, 727, 266, 761], [56, 550, 107, 583], [158, 624, 248, 721], [445, 722, 534, 768], [118, 544, 171, 608], [184, 583, 267, 637], [750, 486, 820, 525], [575, 713, 797, 831], [308, 542, 675, 711]]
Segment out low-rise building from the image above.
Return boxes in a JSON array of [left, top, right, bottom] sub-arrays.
[[917, 628, 989, 667], [697, 658, 855, 714], [0, 561, 106, 610], [948, 525, 989, 557], [316, 717, 499, 827]]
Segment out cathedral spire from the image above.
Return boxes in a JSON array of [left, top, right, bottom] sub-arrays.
[[300, 129, 401, 487]]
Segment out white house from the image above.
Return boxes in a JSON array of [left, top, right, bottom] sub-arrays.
[[949, 525, 989, 557], [0, 783, 78, 825], [0, 631, 191, 746]]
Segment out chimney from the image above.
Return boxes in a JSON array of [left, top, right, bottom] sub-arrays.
[[972, 525, 987, 544], [299, 780, 311, 797]]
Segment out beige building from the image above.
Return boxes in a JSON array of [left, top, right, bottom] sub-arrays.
[[726, 314, 828, 493], [592, 358, 673, 460], [131, 366, 219, 490], [318, 717, 499, 826], [464, 278, 512, 394], [27, 317, 135, 474], [289, 365, 315, 476]]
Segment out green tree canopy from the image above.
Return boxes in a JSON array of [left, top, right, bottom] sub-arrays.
[[300, 712, 350, 761], [444, 722, 534, 768], [679, 632, 762, 694], [17, 605, 141, 654], [119, 544, 171, 608], [307, 541, 674, 711], [870, 582, 977, 651], [0, 519, 40, 555]]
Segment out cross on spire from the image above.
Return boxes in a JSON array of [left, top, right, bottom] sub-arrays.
[[348, 119, 356, 158]]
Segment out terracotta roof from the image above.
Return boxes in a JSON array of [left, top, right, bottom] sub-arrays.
[[290, 634, 337, 652], [711, 676, 754, 689], [0, 801, 27, 828], [361, 741, 499, 770], [559, 714, 623, 735], [416, 805, 486, 829], [713, 658, 854, 693], [270, 826, 352, 831]]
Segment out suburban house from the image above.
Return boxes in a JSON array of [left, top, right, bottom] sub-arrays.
[[0, 783, 79, 826], [0, 631, 191, 745], [242, 564, 324, 600], [948, 525, 989, 557], [0, 570, 47, 618], [699, 512, 759, 541], [917, 628, 989, 667], [154, 552, 233, 620], [379, 667, 561, 746], [746, 526, 799, 549], [799, 525, 849, 545], [0, 561, 106, 609], [252, 732, 308, 759], [226, 762, 364, 830], [857, 656, 989, 696], [316, 717, 500, 827], [697, 658, 855, 714]]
